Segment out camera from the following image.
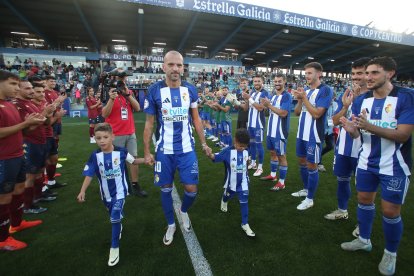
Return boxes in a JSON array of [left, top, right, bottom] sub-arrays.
[[109, 80, 126, 94], [99, 69, 133, 102]]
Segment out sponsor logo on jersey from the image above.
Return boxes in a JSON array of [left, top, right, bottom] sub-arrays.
[[161, 107, 189, 122], [102, 167, 121, 179]]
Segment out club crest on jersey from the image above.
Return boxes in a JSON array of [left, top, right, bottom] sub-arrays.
[[385, 104, 392, 113], [113, 158, 119, 166], [182, 92, 188, 102]]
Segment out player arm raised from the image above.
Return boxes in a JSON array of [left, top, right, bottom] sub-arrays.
[[261, 98, 288, 118], [298, 91, 326, 119], [332, 89, 353, 126], [102, 88, 117, 118], [242, 92, 265, 111], [0, 113, 45, 138], [353, 110, 414, 144]]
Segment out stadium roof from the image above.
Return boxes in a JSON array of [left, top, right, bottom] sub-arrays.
[[1, 0, 413, 75]]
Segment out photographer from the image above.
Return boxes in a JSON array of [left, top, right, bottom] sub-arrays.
[[102, 71, 147, 197]]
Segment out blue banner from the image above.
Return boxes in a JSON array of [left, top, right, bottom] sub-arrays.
[[121, 0, 414, 47]]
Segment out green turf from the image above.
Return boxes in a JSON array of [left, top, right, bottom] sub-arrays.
[[1, 112, 413, 275]]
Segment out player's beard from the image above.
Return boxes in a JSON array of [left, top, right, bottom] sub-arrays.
[[367, 77, 386, 91]]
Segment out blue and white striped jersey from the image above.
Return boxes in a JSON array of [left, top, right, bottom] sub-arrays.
[[352, 87, 414, 176], [266, 91, 292, 140], [248, 89, 269, 129], [83, 146, 133, 202], [214, 147, 249, 192], [335, 97, 361, 158], [145, 81, 198, 154], [296, 84, 332, 143]]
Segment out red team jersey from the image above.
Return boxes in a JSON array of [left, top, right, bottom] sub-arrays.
[[13, 98, 46, 144], [44, 89, 62, 124], [105, 95, 135, 135], [0, 99, 24, 159], [85, 96, 98, 119]]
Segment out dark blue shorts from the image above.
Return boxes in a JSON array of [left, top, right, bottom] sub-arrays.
[[266, 137, 287, 156], [46, 137, 58, 156], [296, 138, 321, 164], [0, 156, 26, 194], [356, 168, 410, 205], [24, 142, 47, 174], [333, 154, 358, 177], [248, 127, 263, 143], [104, 198, 125, 223], [154, 151, 199, 186]]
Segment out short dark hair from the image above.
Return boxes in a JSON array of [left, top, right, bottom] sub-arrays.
[[222, 86, 229, 90], [32, 82, 45, 89], [253, 75, 264, 82], [235, 128, 250, 145], [274, 73, 287, 81], [0, 70, 19, 82], [304, 62, 323, 72], [352, 57, 371, 69], [28, 75, 43, 84], [44, 76, 56, 81], [94, 122, 113, 134], [367, 56, 397, 72], [239, 77, 248, 83]]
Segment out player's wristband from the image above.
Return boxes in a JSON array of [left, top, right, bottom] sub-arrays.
[[248, 98, 255, 105]]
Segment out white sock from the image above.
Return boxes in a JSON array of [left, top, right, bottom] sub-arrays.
[[279, 179, 285, 184], [48, 180, 56, 185], [258, 164, 263, 170], [270, 171, 276, 177]]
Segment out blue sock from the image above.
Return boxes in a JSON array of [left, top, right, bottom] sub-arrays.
[[181, 190, 197, 213], [279, 165, 288, 180], [300, 165, 308, 189], [383, 216, 403, 253], [306, 169, 319, 199], [250, 141, 257, 161], [257, 143, 264, 164], [270, 160, 279, 176], [357, 203, 375, 240], [239, 192, 249, 225], [111, 222, 121, 248], [161, 187, 175, 225], [337, 176, 351, 210]]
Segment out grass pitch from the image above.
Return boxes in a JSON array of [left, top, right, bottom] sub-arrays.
[[1, 113, 413, 275]]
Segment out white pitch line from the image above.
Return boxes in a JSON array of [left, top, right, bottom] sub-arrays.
[[171, 185, 213, 276]]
